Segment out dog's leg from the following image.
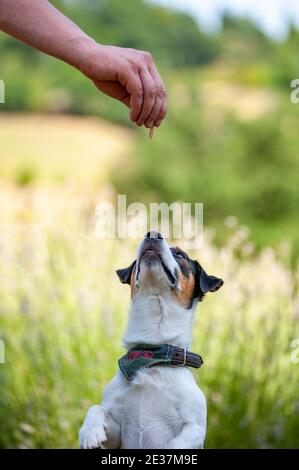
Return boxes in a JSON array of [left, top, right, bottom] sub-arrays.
[[79, 405, 120, 449], [167, 388, 207, 449], [79, 405, 107, 449], [167, 422, 206, 449]]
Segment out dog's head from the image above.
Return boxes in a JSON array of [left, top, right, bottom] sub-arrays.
[[116, 232, 223, 309]]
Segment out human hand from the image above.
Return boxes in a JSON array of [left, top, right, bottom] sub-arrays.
[[0, 2, 167, 130], [0, 1, 167, 131], [80, 43, 168, 129]]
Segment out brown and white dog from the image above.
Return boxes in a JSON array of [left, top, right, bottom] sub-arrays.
[[79, 232, 223, 449]]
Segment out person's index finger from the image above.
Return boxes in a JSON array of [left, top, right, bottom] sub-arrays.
[[145, 69, 167, 127], [130, 88, 144, 123], [121, 70, 144, 123], [137, 68, 156, 125]]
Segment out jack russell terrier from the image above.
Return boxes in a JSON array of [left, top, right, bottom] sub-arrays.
[[79, 231, 223, 449]]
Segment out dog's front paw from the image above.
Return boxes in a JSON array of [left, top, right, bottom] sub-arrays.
[[79, 424, 107, 449]]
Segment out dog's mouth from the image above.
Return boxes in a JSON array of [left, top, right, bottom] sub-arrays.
[[136, 248, 177, 287]]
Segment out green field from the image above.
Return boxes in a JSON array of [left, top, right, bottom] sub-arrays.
[[0, 115, 299, 448]]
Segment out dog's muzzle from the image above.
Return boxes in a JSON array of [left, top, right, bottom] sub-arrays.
[[135, 232, 178, 287]]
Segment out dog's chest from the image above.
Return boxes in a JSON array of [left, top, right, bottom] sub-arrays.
[[118, 368, 198, 449], [121, 383, 181, 448]]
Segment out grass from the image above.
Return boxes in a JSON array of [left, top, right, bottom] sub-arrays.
[[0, 114, 299, 448], [0, 113, 134, 188]]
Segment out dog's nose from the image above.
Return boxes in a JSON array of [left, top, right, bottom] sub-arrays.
[[145, 231, 163, 240]]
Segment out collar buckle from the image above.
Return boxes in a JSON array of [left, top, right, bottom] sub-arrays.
[[182, 348, 187, 366], [171, 346, 203, 369]]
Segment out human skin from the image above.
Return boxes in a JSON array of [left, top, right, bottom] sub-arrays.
[[0, 0, 167, 128]]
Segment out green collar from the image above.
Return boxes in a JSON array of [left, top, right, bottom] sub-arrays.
[[118, 344, 203, 381]]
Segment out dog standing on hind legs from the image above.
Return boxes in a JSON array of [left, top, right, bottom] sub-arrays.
[[79, 232, 223, 449]]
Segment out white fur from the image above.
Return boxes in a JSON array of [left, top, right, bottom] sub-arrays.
[[79, 237, 207, 449]]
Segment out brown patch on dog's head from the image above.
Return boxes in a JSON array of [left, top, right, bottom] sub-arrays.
[[169, 247, 196, 308], [173, 267, 196, 308], [170, 247, 223, 308]]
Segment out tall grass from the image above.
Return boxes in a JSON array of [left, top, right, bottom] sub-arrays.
[[0, 187, 298, 448]]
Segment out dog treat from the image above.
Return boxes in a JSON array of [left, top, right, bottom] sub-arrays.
[[149, 126, 155, 140]]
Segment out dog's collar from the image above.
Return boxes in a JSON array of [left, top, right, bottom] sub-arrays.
[[118, 344, 203, 381]]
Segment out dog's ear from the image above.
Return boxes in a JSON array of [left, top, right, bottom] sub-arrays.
[[116, 260, 136, 285], [193, 261, 223, 300]]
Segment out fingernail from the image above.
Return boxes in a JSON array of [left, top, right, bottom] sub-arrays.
[[155, 120, 162, 127]]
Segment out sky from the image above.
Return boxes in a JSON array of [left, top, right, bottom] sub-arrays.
[[151, 0, 299, 39]]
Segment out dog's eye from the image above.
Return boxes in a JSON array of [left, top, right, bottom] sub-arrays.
[[174, 252, 184, 259]]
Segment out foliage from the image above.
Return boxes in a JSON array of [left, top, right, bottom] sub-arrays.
[[111, 71, 299, 253]]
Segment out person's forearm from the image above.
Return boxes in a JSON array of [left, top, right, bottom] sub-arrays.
[[0, 0, 93, 72]]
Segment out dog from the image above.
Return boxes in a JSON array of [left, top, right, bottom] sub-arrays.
[[79, 231, 223, 449]]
